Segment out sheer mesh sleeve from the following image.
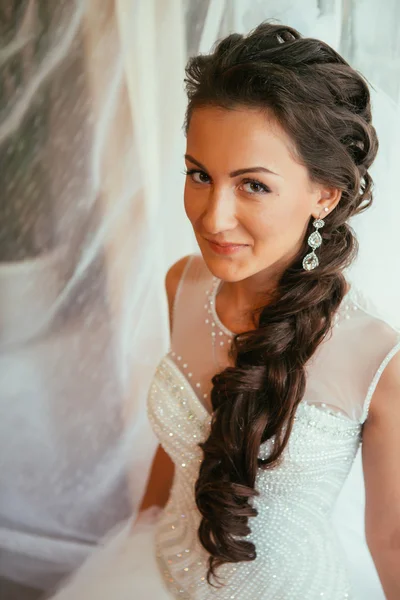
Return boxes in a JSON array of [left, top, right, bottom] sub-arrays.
[[305, 293, 400, 423], [170, 255, 400, 425]]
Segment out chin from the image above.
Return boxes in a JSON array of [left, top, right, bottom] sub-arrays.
[[197, 241, 252, 282]]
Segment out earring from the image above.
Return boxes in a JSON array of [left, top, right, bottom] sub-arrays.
[[302, 207, 329, 271]]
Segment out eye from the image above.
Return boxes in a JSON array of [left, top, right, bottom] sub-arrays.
[[185, 169, 210, 184], [241, 179, 271, 195]]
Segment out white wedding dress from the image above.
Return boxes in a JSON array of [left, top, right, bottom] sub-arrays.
[[49, 253, 400, 600]]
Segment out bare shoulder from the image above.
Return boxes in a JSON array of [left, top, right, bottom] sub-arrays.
[[361, 343, 400, 549], [367, 344, 400, 422], [165, 255, 192, 303], [165, 255, 193, 331]]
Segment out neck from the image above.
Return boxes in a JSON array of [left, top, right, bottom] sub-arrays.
[[219, 279, 275, 313], [221, 261, 283, 308], [216, 273, 352, 334], [215, 271, 279, 333]]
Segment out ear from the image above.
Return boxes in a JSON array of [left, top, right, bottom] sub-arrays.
[[312, 187, 342, 220]]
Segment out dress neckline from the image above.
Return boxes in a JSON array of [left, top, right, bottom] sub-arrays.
[[162, 354, 358, 428], [209, 278, 235, 337], [210, 277, 354, 337]]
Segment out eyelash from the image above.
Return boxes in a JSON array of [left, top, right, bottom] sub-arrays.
[[183, 169, 271, 195]]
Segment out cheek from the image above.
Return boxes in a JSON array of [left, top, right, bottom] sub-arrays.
[[183, 185, 197, 224], [244, 198, 309, 250]]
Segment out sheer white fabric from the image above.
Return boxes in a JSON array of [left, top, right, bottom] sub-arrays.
[[0, 0, 194, 591], [169, 255, 400, 424]]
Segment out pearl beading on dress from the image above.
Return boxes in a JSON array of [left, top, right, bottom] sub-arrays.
[[205, 277, 235, 346], [147, 356, 360, 599], [168, 350, 209, 402]]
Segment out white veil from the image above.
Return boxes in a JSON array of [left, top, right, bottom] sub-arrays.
[[0, 0, 193, 593], [345, 85, 400, 330]]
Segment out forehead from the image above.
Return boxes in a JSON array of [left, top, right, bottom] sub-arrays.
[[186, 106, 300, 173]]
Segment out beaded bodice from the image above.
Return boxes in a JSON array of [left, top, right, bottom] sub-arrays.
[[146, 254, 400, 600]]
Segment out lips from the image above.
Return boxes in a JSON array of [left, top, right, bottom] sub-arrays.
[[211, 241, 242, 247], [205, 237, 247, 247], [205, 238, 249, 255]]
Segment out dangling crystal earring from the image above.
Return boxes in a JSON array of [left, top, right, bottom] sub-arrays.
[[302, 207, 329, 271]]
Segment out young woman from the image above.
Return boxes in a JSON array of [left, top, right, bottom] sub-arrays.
[[50, 23, 400, 600]]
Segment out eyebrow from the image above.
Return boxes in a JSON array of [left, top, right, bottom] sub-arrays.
[[184, 154, 282, 178]]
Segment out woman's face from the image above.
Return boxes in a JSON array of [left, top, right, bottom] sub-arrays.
[[184, 106, 338, 284]]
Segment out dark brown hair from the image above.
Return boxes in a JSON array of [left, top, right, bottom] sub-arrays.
[[184, 22, 378, 585]]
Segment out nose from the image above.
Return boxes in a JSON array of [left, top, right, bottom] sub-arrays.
[[201, 186, 238, 235]]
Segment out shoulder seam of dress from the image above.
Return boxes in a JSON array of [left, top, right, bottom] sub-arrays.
[[349, 287, 400, 333], [361, 334, 400, 423]]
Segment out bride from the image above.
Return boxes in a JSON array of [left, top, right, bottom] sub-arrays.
[[48, 22, 400, 600]]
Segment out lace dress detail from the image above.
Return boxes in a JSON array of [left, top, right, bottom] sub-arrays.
[[146, 254, 400, 600]]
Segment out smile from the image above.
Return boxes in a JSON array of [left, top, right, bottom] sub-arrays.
[[205, 238, 249, 255]]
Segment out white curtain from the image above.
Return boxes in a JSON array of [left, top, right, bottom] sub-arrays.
[[0, 0, 192, 591], [0, 0, 399, 595]]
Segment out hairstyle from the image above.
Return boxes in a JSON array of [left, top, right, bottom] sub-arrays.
[[184, 22, 378, 585]]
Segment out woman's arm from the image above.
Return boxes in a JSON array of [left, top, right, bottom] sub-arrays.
[[137, 443, 175, 512], [362, 349, 400, 599], [133, 256, 192, 524]]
